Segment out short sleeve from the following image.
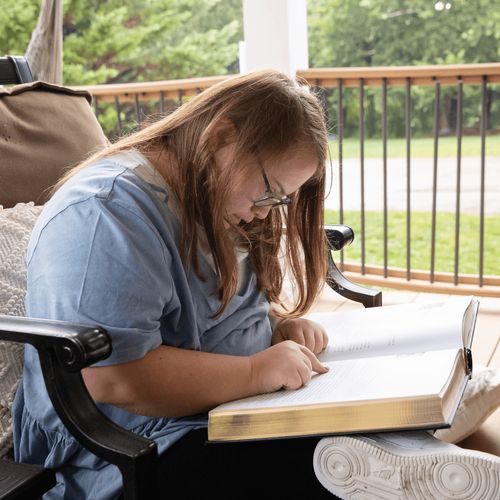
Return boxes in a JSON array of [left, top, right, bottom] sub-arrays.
[[25, 196, 174, 366]]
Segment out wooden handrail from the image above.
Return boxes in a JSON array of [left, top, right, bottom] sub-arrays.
[[341, 262, 500, 287], [297, 62, 500, 88], [72, 63, 500, 103], [71, 75, 233, 103], [342, 271, 500, 298]]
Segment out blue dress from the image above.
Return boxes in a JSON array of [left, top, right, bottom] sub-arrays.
[[12, 151, 272, 499]]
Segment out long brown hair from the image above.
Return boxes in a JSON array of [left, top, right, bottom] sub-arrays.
[[52, 69, 329, 317]]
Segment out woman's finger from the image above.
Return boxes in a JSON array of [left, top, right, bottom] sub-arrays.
[[299, 345, 329, 374]]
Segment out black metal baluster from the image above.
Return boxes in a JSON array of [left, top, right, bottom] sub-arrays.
[[454, 78, 463, 285], [160, 91, 165, 115], [177, 89, 184, 107], [134, 94, 141, 125], [405, 78, 411, 281], [382, 78, 388, 278], [479, 76, 487, 287], [359, 78, 366, 274], [337, 79, 345, 267], [114, 96, 122, 135], [430, 78, 440, 283]]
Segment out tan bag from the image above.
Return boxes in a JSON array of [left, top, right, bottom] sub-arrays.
[[0, 81, 109, 208]]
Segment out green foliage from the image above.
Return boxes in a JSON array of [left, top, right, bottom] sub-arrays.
[[309, 0, 500, 138], [0, 0, 39, 55], [1, 0, 242, 85], [309, 0, 500, 67], [62, 0, 242, 85]]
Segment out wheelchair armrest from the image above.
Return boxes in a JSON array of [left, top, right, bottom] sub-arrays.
[[0, 315, 158, 500]]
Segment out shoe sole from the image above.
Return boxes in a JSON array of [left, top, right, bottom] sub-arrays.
[[313, 435, 500, 499]]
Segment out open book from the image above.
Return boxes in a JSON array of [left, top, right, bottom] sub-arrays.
[[208, 296, 479, 442]]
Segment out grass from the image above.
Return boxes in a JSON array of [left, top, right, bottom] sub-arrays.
[[324, 209, 500, 276], [331, 135, 500, 159]]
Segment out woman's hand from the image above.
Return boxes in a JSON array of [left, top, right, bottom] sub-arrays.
[[250, 341, 329, 394], [271, 317, 328, 354]]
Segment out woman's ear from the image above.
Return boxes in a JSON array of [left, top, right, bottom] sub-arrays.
[[209, 118, 237, 151]]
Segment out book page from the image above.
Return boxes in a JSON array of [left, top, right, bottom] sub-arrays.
[[306, 296, 475, 362], [463, 298, 480, 349], [212, 348, 459, 412]]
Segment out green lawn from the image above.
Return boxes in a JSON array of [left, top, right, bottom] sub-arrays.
[[331, 135, 500, 159], [324, 209, 500, 276]]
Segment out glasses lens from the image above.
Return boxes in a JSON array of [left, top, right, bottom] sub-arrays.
[[254, 199, 277, 207], [254, 196, 291, 208]]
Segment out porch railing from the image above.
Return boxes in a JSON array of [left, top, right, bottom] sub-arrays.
[[74, 63, 500, 298], [297, 64, 500, 298], [73, 75, 230, 136]]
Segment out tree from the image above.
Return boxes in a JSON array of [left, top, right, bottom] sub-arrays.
[[1, 0, 243, 85], [308, 0, 500, 68], [0, 0, 39, 56], [308, 0, 500, 137], [63, 0, 242, 85]]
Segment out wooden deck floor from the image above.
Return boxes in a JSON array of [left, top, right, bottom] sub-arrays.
[[310, 285, 500, 457]]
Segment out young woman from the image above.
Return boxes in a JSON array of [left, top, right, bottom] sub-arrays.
[[13, 69, 335, 498]]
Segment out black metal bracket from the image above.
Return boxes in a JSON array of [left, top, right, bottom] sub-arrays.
[[324, 225, 382, 308]]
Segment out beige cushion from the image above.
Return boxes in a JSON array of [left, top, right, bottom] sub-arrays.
[[0, 81, 109, 208], [0, 202, 43, 457]]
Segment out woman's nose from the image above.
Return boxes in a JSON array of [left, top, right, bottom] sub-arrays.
[[253, 205, 272, 219]]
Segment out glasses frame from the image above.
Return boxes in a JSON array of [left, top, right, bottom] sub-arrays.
[[253, 166, 292, 208]]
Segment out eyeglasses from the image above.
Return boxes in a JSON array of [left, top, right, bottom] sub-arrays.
[[253, 166, 292, 208]]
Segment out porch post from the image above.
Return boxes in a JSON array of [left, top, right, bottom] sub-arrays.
[[240, 0, 309, 76]]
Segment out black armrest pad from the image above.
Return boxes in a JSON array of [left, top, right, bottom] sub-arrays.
[[0, 315, 110, 370], [325, 224, 354, 251]]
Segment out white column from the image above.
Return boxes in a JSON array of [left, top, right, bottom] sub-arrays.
[[240, 0, 309, 76]]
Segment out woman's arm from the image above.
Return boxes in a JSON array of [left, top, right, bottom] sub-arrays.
[[83, 341, 328, 418]]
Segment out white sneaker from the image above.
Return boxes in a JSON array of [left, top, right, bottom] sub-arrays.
[[434, 365, 500, 443], [313, 430, 500, 499]]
